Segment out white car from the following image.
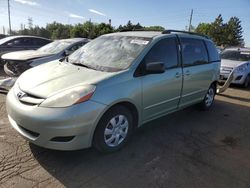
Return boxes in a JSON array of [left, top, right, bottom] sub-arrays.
[[220, 47, 250, 88]]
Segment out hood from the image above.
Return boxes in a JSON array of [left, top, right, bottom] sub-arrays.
[[2, 50, 53, 61], [221, 59, 247, 68], [17, 61, 118, 98]]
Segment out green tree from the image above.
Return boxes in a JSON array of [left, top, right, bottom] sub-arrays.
[[225, 17, 243, 46], [195, 23, 212, 36], [70, 23, 88, 38], [196, 15, 244, 47], [144, 26, 165, 31], [96, 23, 114, 36]]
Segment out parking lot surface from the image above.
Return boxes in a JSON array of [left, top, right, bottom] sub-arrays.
[[0, 83, 250, 187]]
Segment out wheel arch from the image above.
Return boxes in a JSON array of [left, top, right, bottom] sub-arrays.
[[89, 100, 140, 147]]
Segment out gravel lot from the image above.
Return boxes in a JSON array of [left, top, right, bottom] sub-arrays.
[[0, 76, 250, 187]]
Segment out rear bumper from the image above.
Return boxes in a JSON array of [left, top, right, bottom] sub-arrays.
[[6, 88, 107, 150]]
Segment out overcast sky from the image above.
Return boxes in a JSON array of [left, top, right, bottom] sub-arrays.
[[0, 0, 249, 46]]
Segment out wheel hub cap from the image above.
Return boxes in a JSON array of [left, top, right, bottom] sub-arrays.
[[104, 115, 129, 147], [205, 88, 215, 107]]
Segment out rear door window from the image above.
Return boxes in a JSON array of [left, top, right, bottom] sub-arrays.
[[7, 38, 24, 47], [33, 38, 50, 46], [180, 38, 209, 67]]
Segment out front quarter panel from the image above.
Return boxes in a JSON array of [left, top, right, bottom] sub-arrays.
[[91, 71, 142, 126]]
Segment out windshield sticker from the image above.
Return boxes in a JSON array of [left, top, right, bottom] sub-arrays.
[[130, 39, 149, 45], [240, 52, 250, 55]]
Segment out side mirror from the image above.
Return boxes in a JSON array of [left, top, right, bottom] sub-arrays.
[[145, 62, 165, 74], [64, 49, 71, 56]]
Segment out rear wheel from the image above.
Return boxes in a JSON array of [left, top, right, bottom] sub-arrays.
[[199, 84, 216, 110], [93, 105, 133, 153]]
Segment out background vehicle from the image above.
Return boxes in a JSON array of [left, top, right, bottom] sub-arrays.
[[6, 30, 220, 152], [2, 38, 89, 77], [0, 35, 51, 62], [0, 34, 7, 40], [220, 47, 250, 88]]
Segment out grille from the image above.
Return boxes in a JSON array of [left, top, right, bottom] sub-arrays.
[[220, 66, 234, 74], [18, 92, 45, 105]]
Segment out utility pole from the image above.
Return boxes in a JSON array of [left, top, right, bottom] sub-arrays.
[[88, 18, 92, 39], [188, 9, 193, 32], [7, 0, 12, 35]]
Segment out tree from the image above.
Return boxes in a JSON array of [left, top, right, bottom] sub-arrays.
[[96, 23, 114, 36], [196, 23, 212, 36], [70, 23, 88, 38], [144, 26, 165, 31], [196, 15, 244, 47], [11, 20, 168, 41], [117, 21, 164, 31], [226, 17, 243, 46], [28, 17, 33, 30]]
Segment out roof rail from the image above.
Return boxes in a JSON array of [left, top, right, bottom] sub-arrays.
[[162, 30, 210, 39]]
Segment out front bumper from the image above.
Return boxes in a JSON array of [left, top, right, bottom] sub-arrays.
[[220, 67, 247, 85], [4, 62, 31, 77], [220, 72, 247, 85], [6, 88, 107, 150]]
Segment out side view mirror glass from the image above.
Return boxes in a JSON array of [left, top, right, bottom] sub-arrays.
[[145, 62, 165, 74]]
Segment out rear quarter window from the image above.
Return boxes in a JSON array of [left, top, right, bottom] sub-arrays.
[[205, 40, 220, 62]]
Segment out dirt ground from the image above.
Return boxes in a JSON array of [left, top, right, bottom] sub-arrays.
[[0, 79, 250, 187]]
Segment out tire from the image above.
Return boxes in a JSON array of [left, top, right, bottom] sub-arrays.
[[199, 84, 216, 111], [93, 105, 134, 153], [243, 75, 250, 88]]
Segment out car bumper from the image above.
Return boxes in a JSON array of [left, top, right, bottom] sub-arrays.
[[6, 88, 107, 150]]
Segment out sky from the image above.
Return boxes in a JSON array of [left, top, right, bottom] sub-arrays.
[[0, 0, 249, 46]]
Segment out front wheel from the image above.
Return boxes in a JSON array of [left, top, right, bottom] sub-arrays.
[[199, 84, 216, 111], [93, 105, 133, 153]]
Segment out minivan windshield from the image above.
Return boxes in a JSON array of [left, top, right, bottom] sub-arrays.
[[221, 50, 250, 61], [68, 35, 151, 72], [37, 40, 73, 54]]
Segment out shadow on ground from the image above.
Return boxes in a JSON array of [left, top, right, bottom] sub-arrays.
[[30, 99, 250, 188]]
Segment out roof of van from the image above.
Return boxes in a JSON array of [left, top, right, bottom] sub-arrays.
[[104, 31, 210, 40]]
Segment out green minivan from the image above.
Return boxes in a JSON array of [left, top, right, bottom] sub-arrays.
[[6, 30, 220, 152]]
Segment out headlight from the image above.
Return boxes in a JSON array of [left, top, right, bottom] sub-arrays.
[[235, 64, 248, 73], [40, 85, 96, 108]]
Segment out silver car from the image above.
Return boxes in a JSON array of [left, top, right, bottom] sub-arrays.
[[2, 38, 89, 77], [6, 31, 220, 152], [220, 47, 250, 88]]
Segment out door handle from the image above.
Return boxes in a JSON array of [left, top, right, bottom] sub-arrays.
[[175, 72, 181, 78], [185, 70, 190, 76]]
